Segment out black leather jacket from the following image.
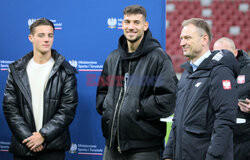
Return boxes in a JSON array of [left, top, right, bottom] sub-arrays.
[[2, 50, 78, 156]]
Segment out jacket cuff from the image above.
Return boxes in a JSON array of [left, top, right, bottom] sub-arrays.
[[39, 131, 47, 141]]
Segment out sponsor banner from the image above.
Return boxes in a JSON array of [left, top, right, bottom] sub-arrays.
[[0, 60, 14, 71], [69, 143, 103, 156], [0, 141, 10, 152], [69, 60, 103, 71], [107, 17, 123, 29], [28, 18, 63, 30]]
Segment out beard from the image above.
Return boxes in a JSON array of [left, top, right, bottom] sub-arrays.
[[124, 30, 144, 44], [126, 35, 142, 43]]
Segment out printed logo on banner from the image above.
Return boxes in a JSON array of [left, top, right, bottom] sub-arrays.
[[68, 60, 103, 71], [0, 60, 14, 71], [69, 60, 78, 68], [28, 18, 63, 30], [107, 17, 123, 29], [68, 143, 103, 156], [69, 143, 77, 154], [107, 18, 117, 29], [0, 141, 10, 152]]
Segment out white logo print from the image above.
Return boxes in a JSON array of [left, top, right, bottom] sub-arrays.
[[195, 82, 202, 87], [107, 18, 117, 29]]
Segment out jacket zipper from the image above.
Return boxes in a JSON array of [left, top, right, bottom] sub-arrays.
[[109, 88, 123, 148], [117, 61, 131, 153]]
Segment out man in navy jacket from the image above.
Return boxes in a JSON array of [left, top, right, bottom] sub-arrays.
[[163, 18, 240, 160], [213, 37, 250, 160]]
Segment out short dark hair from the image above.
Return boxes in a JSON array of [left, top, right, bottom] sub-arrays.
[[182, 18, 212, 43], [123, 5, 147, 20], [29, 18, 55, 35]]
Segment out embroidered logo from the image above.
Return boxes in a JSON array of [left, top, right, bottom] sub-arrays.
[[212, 52, 223, 61], [222, 80, 231, 90], [195, 82, 202, 87], [237, 75, 245, 84]]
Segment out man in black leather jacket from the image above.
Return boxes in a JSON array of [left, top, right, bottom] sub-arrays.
[[96, 5, 178, 160], [2, 18, 78, 160], [213, 37, 250, 160]]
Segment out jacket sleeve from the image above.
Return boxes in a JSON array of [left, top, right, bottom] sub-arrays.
[[2, 71, 33, 141], [206, 66, 238, 159], [96, 60, 109, 115], [39, 73, 78, 142], [139, 57, 178, 120]]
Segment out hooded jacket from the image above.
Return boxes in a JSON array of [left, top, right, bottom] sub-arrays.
[[163, 50, 240, 160], [234, 49, 250, 142], [2, 50, 78, 156], [96, 30, 178, 152]]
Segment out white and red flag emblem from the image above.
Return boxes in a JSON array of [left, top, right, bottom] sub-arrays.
[[222, 80, 231, 90], [237, 75, 245, 84]]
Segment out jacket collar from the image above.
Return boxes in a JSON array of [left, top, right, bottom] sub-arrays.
[[236, 49, 250, 68], [118, 29, 161, 60], [13, 49, 65, 71]]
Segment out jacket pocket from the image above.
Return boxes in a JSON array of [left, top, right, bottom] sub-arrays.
[[101, 110, 111, 139], [184, 126, 209, 137], [183, 126, 210, 159]]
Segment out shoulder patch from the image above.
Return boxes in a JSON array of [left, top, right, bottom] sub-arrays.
[[212, 51, 223, 61], [237, 75, 245, 84], [222, 80, 231, 90]]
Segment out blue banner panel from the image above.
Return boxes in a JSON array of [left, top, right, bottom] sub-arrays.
[[0, 0, 166, 159]]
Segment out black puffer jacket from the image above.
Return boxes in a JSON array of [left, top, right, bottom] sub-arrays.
[[234, 49, 250, 141], [2, 50, 78, 156], [96, 30, 178, 152]]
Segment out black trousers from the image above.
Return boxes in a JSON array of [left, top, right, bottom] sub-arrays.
[[234, 140, 250, 160], [13, 151, 65, 160], [103, 146, 162, 160]]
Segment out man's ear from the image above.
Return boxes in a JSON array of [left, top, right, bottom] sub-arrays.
[[144, 21, 149, 31], [202, 34, 209, 46], [234, 49, 238, 57], [28, 34, 33, 43]]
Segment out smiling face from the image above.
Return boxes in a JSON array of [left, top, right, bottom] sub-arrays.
[[122, 14, 148, 44], [180, 24, 207, 61], [28, 25, 54, 55]]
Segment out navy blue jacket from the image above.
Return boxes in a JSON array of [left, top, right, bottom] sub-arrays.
[[234, 50, 250, 142], [163, 50, 240, 160]]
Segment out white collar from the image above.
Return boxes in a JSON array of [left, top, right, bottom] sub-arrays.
[[190, 50, 211, 71]]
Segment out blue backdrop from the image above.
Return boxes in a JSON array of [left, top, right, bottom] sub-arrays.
[[0, 0, 166, 159]]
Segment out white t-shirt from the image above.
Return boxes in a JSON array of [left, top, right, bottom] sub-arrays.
[[26, 57, 55, 131]]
